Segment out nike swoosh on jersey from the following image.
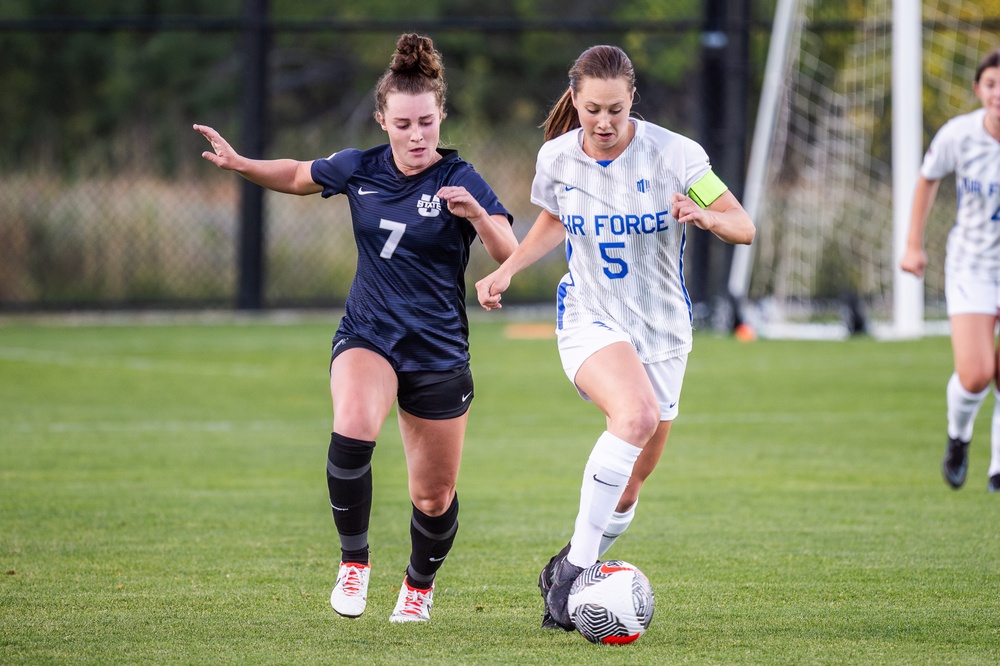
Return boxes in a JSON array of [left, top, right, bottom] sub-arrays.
[[358, 186, 378, 195], [461, 392, 473, 402]]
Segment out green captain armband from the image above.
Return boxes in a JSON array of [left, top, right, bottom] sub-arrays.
[[688, 170, 728, 208]]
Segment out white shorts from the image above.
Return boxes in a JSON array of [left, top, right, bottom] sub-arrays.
[[946, 272, 1000, 316], [556, 320, 688, 421]]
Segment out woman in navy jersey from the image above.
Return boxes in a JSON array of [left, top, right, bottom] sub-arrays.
[[476, 44, 754, 631], [901, 48, 1000, 494], [195, 33, 516, 623]]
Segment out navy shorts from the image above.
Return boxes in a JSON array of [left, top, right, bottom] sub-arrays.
[[330, 335, 474, 420]]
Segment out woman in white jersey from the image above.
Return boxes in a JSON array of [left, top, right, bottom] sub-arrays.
[[475, 44, 754, 630], [901, 48, 1000, 494]]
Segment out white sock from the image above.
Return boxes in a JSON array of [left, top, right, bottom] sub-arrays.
[[598, 501, 637, 559], [947, 373, 988, 442], [567, 432, 641, 569], [990, 389, 1000, 477]]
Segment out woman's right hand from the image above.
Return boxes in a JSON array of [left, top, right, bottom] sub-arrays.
[[475, 270, 511, 310], [899, 246, 927, 278], [193, 124, 242, 171]]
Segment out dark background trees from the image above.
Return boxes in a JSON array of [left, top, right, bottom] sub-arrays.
[[0, 0, 769, 311]]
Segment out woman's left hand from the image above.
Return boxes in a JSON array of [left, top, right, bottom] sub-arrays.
[[437, 186, 486, 221], [671, 192, 714, 231]]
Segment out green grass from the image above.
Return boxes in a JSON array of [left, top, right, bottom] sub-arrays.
[[2, 314, 999, 664]]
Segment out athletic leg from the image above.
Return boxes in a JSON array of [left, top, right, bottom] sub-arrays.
[[327, 349, 397, 616], [545, 342, 659, 629], [949, 313, 995, 432], [398, 410, 466, 573], [389, 409, 467, 622], [567, 342, 659, 566], [943, 314, 995, 488]]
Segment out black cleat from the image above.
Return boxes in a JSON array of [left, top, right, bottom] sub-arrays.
[[538, 542, 571, 631], [545, 556, 584, 631], [942, 436, 970, 489], [989, 474, 1000, 493]]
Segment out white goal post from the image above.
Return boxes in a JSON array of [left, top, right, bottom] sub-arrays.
[[892, 0, 924, 338], [727, 0, 799, 310]]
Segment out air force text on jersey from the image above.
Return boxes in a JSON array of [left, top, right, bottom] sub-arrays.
[[959, 178, 1000, 199], [560, 210, 672, 237]]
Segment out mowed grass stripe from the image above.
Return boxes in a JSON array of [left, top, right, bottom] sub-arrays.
[[2, 317, 998, 665]]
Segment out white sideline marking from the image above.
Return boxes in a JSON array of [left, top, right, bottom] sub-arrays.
[[12, 419, 327, 433], [680, 410, 901, 425], [0, 346, 268, 377]]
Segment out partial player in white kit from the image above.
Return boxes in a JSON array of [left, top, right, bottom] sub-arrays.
[[475, 44, 755, 630], [901, 47, 1000, 493]]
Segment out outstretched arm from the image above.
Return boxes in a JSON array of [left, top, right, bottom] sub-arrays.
[[671, 190, 755, 245], [475, 209, 565, 310], [194, 124, 321, 196], [900, 175, 940, 279]]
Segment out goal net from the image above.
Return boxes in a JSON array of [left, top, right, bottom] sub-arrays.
[[733, 0, 999, 338]]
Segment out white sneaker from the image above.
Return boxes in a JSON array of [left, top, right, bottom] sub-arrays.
[[389, 577, 433, 623], [330, 562, 370, 618]]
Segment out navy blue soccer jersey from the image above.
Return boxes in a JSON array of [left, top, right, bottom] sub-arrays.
[[311, 145, 511, 372]]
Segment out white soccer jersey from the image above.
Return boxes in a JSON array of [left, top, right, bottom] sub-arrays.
[[921, 108, 1000, 279], [531, 118, 714, 362]]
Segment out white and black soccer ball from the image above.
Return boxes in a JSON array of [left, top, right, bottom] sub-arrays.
[[567, 560, 654, 645]]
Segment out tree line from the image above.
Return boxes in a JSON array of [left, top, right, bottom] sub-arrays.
[[0, 0, 757, 176]]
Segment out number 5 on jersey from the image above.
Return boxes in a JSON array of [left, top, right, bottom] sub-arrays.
[[599, 242, 629, 279]]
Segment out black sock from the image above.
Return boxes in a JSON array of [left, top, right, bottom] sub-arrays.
[[406, 494, 459, 588], [326, 432, 375, 564]]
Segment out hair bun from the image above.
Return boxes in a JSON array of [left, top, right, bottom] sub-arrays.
[[391, 33, 443, 80], [373, 33, 448, 121]]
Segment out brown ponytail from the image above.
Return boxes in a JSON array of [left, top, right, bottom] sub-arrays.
[[541, 89, 578, 142]]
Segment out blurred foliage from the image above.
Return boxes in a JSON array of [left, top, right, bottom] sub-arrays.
[[9, 0, 997, 310], [0, 0, 780, 177]]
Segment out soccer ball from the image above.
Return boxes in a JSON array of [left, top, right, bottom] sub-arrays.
[[567, 560, 654, 644]]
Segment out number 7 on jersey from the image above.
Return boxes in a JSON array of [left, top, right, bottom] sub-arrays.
[[379, 219, 407, 259]]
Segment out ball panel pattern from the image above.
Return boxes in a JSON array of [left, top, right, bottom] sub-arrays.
[[566, 560, 654, 645]]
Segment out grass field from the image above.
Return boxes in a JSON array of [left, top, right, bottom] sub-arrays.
[[2, 313, 999, 665]]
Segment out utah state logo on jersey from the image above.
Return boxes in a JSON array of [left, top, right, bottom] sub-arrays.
[[417, 194, 442, 218]]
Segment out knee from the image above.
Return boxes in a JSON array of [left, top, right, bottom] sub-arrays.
[[412, 488, 455, 517], [331, 407, 383, 442], [958, 370, 993, 394], [609, 403, 660, 446]]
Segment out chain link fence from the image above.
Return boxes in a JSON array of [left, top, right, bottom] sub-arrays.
[[0, 9, 763, 311]]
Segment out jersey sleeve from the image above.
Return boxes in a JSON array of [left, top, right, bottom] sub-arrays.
[[920, 119, 960, 181], [677, 137, 712, 192], [529, 140, 562, 215], [452, 163, 513, 225], [310, 149, 363, 198], [679, 136, 728, 207]]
